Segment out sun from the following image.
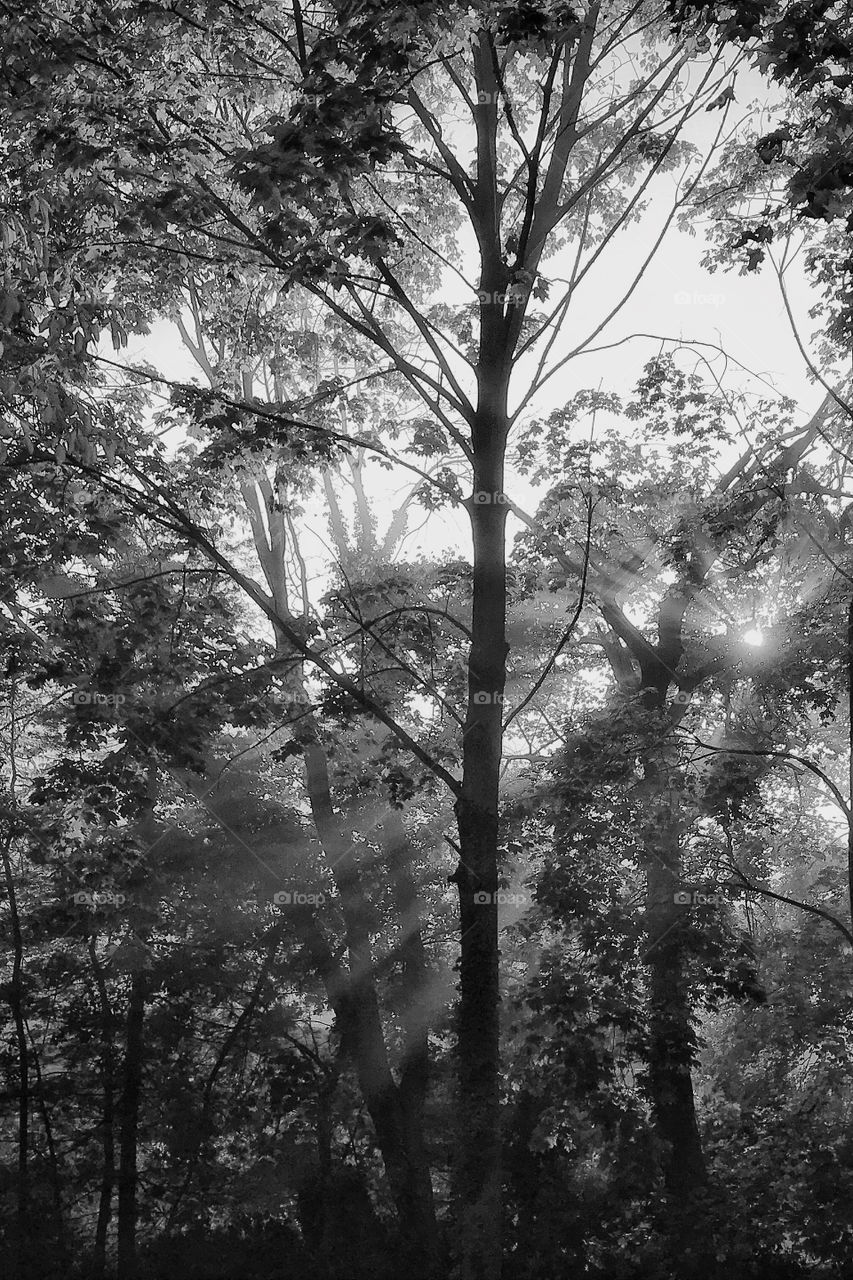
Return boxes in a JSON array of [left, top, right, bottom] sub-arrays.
[[742, 627, 764, 646]]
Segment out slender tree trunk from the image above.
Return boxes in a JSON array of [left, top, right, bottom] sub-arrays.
[[89, 940, 116, 1280], [117, 974, 146, 1280], [1, 831, 29, 1280]]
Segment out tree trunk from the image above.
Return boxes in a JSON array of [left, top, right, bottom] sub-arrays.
[[644, 833, 707, 1192], [452, 364, 510, 1280], [117, 973, 146, 1280], [89, 940, 116, 1280], [606, 585, 707, 1199], [641, 729, 707, 1195]]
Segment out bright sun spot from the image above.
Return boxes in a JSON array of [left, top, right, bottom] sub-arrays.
[[742, 628, 764, 646]]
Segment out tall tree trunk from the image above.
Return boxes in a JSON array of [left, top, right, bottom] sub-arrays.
[[89, 940, 116, 1280], [453, 360, 510, 1280], [117, 974, 146, 1280], [1, 831, 29, 1280]]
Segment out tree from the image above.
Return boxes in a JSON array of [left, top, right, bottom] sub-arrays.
[[0, 2, 797, 1275]]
